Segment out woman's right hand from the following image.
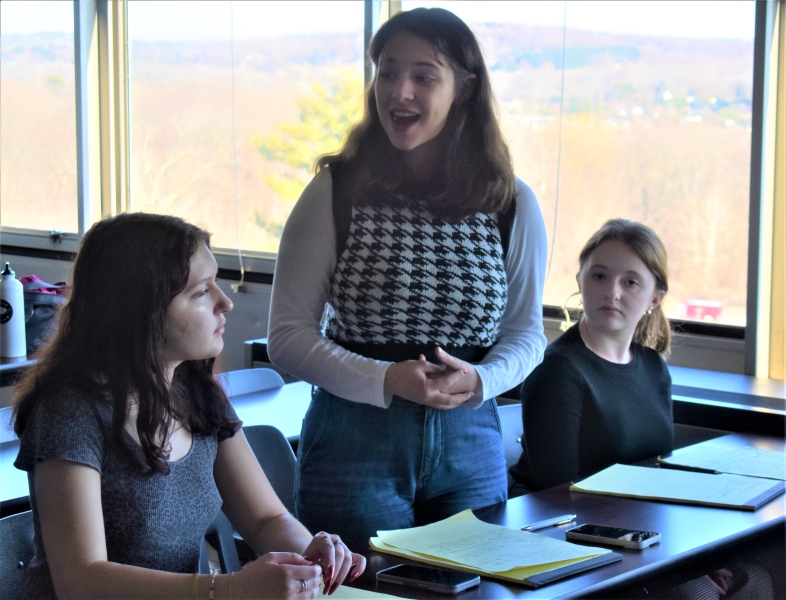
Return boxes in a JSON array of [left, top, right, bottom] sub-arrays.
[[234, 552, 323, 599], [384, 356, 473, 409]]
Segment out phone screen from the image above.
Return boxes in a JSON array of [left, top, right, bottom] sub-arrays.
[[377, 564, 479, 587], [570, 524, 658, 541]]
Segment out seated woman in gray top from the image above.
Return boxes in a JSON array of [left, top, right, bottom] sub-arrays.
[[13, 213, 364, 600]]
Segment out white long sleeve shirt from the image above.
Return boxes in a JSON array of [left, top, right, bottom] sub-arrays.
[[268, 169, 548, 409]]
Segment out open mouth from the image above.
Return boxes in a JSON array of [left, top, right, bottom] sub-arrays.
[[391, 110, 420, 125]]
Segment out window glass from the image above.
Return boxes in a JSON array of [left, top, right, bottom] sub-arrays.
[[0, 1, 77, 233], [127, 0, 365, 253], [403, 0, 755, 326]]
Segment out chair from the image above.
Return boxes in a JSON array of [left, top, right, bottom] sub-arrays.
[[218, 368, 285, 398], [0, 510, 35, 600], [200, 510, 241, 575], [497, 403, 524, 472], [243, 425, 297, 514]]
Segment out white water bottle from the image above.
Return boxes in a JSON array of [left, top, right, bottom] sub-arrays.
[[0, 262, 27, 358]]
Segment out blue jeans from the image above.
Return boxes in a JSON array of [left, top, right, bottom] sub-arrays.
[[295, 389, 508, 546]]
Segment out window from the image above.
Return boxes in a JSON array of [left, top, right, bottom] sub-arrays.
[[126, 0, 365, 253], [0, 1, 77, 233], [403, 0, 755, 327], [0, 1, 781, 375]]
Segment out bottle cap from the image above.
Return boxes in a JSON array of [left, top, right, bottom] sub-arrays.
[[2, 262, 13, 277]]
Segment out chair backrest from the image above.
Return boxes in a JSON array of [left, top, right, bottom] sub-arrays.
[[200, 509, 241, 575], [0, 510, 35, 600], [217, 368, 285, 398], [243, 425, 297, 514], [497, 403, 524, 471]]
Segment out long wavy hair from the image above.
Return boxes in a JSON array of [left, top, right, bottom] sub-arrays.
[[316, 7, 516, 221], [578, 219, 671, 356], [13, 213, 239, 474]]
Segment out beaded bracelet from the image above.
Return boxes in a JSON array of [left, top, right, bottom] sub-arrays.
[[208, 570, 218, 600]]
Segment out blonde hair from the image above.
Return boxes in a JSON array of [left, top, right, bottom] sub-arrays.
[[578, 219, 671, 356]]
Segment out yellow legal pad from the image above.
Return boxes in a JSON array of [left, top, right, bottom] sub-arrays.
[[369, 509, 613, 587]]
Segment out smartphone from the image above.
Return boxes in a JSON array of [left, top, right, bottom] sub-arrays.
[[376, 564, 481, 594], [566, 524, 661, 549]]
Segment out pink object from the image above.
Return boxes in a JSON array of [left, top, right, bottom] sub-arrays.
[[685, 300, 724, 322], [19, 275, 68, 295]]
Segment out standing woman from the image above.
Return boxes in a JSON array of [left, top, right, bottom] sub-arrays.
[[269, 8, 547, 546], [13, 213, 363, 600]]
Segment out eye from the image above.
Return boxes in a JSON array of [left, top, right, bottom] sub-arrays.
[[591, 273, 605, 281], [193, 288, 209, 298], [624, 279, 640, 287], [378, 70, 396, 81], [415, 74, 436, 84]]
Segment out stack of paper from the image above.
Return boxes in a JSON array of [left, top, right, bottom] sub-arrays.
[[369, 509, 616, 587], [659, 445, 786, 480], [571, 463, 786, 510]]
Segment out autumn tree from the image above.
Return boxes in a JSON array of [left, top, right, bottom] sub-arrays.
[[253, 67, 364, 204]]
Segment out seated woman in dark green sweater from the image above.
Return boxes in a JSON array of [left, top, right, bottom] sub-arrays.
[[510, 218, 672, 494]]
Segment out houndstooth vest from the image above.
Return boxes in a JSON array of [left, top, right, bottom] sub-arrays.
[[325, 193, 509, 365]]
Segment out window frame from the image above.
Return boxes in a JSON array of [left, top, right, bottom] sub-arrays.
[[0, 0, 780, 372]]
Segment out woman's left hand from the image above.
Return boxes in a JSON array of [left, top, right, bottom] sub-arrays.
[[301, 532, 367, 595], [433, 347, 482, 398]]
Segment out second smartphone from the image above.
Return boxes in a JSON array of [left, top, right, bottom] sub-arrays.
[[376, 564, 481, 594], [566, 523, 661, 549]]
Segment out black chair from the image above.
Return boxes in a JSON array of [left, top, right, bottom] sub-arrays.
[[0, 510, 35, 600], [497, 403, 524, 472], [200, 509, 242, 575], [243, 424, 297, 514]]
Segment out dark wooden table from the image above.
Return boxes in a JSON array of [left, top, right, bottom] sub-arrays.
[[351, 434, 786, 599]]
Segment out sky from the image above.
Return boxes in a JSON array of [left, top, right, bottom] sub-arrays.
[[0, 0, 756, 41]]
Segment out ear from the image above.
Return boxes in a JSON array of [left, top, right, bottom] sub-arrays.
[[649, 290, 666, 312], [456, 73, 476, 103]]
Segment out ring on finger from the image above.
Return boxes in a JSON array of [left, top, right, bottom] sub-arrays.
[[300, 579, 308, 592]]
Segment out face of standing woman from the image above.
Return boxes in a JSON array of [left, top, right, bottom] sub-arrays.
[[164, 243, 233, 369], [375, 32, 458, 162], [577, 239, 665, 340]]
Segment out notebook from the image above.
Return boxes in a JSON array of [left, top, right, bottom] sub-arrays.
[[571, 463, 786, 510], [369, 509, 621, 588]]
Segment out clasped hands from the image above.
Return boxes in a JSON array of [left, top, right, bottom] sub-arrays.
[[384, 347, 481, 409], [234, 532, 365, 599]]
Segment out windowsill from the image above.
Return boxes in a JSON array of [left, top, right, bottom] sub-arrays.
[[669, 366, 785, 437], [244, 337, 786, 437]]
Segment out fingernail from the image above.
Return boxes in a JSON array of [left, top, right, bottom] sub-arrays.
[[350, 571, 361, 582], [304, 556, 318, 562], [462, 369, 468, 375], [469, 392, 474, 398], [328, 566, 334, 582]]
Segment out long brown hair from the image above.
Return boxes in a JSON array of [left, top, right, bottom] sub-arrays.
[[578, 219, 671, 356], [13, 213, 239, 474], [316, 7, 516, 222]]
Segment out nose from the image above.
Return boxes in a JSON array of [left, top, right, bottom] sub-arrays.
[[392, 76, 415, 102], [217, 288, 233, 314], [604, 280, 622, 301]]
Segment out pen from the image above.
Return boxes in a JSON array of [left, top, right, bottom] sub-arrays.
[[657, 462, 722, 475], [521, 514, 577, 531]]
